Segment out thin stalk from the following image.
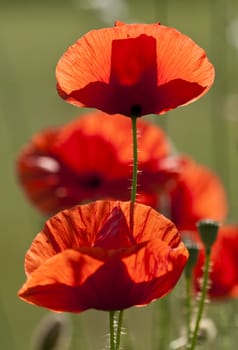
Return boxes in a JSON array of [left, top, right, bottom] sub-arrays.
[[130, 115, 138, 204], [109, 311, 116, 350], [188, 251, 211, 350], [185, 274, 192, 344], [116, 310, 124, 350], [111, 115, 138, 350], [129, 114, 138, 235]]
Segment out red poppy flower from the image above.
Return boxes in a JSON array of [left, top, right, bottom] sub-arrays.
[[56, 21, 215, 117], [165, 157, 228, 230], [18, 200, 189, 312], [16, 111, 179, 215], [193, 226, 238, 298]]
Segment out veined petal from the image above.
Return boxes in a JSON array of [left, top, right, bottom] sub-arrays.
[[122, 202, 181, 247], [95, 205, 132, 248], [56, 22, 214, 117], [25, 200, 116, 275], [19, 200, 189, 312], [122, 238, 188, 305], [25, 201, 181, 276]]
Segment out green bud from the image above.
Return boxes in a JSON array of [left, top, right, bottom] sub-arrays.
[[197, 219, 220, 254], [182, 232, 200, 277]]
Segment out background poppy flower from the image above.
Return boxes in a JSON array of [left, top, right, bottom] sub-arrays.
[[16, 111, 179, 215], [56, 21, 215, 117], [164, 157, 228, 230], [18, 200, 189, 312], [193, 226, 238, 299]]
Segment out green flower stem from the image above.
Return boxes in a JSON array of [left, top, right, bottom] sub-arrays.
[[109, 311, 116, 350], [116, 310, 124, 350], [131, 114, 138, 204], [129, 114, 138, 234], [185, 274, 192, 344], [109, 115, 138, 350], [109, 310, 124, 350], [109, 114, 139, 350], [188, 250, 211, 350]]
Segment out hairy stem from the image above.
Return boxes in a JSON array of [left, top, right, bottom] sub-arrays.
[[188, 251, 211, 350]]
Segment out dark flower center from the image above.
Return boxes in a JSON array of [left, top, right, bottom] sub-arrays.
[[131, 104, 142, 116], [82, 174, 102, 189]]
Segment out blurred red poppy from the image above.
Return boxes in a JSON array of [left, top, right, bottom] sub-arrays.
[[193, 226, 238, 298], [18, 200, 189, 312], [165, 157, 228, 230], [56, 21, 214, 117], [16, 111, 179, 215]]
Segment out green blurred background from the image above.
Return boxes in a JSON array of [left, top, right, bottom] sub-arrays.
[[1, 0, 238, 349]]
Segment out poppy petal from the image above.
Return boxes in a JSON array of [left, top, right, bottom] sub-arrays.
[[19, 237, 188, 312], [19, 249, 104, 313], [95, 205, 133, 248], [122, 238, 188, 305], [129, 202, 181, 248], [16, 111, 174, 215], [25, 200, 116, 275], [25, 200, 184, 276], [56, 23, 214, 117], [169, 157, 227, 229]]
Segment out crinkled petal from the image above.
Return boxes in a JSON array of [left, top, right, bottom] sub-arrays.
[[25, 201, 181, 277], [25, 200, 116, 275], [19, 237, 188, 312]]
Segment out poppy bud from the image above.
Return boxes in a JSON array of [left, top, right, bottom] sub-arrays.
[[197, 219, 220, 254], [182, 231, 200, 277]]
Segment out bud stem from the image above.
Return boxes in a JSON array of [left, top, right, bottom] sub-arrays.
[[185, 274, 192, 344], [187, 250, 211, 350]]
